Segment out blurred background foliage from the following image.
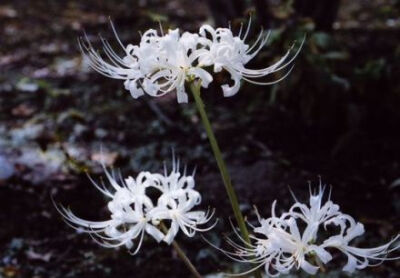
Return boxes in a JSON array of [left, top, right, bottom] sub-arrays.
[[0, 0, 399, 277]]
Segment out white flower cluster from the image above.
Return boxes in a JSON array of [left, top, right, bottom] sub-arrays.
[[80, 20, 302, 103], [221, 186, 399, 277], [56, 156, 215, 255]]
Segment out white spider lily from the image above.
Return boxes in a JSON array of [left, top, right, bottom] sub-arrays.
[[214, 185, 399, 277], [214, 202, 328, 277], [55, 154, 215, 255], [197, 19, 304, 97], [150, 154, 216, 244], [284, 186, 341, 241], [150, 192, 216, 244], [55, 168, 164, 254], [81, 20, 302, 102], [80, 23, 212, 103], [264, 217, 329, 275], [152, 154, 199, 205]]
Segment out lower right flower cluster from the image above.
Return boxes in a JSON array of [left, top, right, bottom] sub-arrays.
[[222, 186, 399, 277]]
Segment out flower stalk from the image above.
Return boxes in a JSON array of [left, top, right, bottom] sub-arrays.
[[190, 81, 248, 240], [190, 81, 262, 278], [160, 222, 202, 278]]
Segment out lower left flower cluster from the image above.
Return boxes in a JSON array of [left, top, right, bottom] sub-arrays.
[[55, 156, 216, 255]]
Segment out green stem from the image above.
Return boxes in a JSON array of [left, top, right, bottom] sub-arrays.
[[160, 223, 202, 278], [190, 81, 262, 278]]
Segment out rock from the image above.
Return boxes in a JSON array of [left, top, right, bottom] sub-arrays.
[[0, 155, 14, 180]]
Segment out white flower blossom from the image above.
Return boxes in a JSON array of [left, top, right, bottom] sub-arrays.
[[197, 19, 304, 97], [55, 155, 215, 255], [80, 20, 302, 102], [215, 184, 399, 277], [150, 155, 217, 244], [80, 22, 212, 103]]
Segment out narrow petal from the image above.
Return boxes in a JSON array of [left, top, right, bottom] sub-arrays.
[[163, 221, 180, 244], [145, 224, 165, 242], [300, 260, 319, 275], [221, 68, 241, 97], [187, 67, 213, 88]]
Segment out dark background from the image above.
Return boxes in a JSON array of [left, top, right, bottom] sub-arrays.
[[0, 0, 399, 277]]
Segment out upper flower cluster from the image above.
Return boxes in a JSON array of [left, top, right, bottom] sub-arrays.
[[80, 20, 303, 103], [56, 155, 215, 255], [220, 185, 399, 277]]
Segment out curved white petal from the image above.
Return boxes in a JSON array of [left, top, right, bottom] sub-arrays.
[[145, 224, 165, 242], [221, 68, 241, 97], [187, 67, 213, 88]]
